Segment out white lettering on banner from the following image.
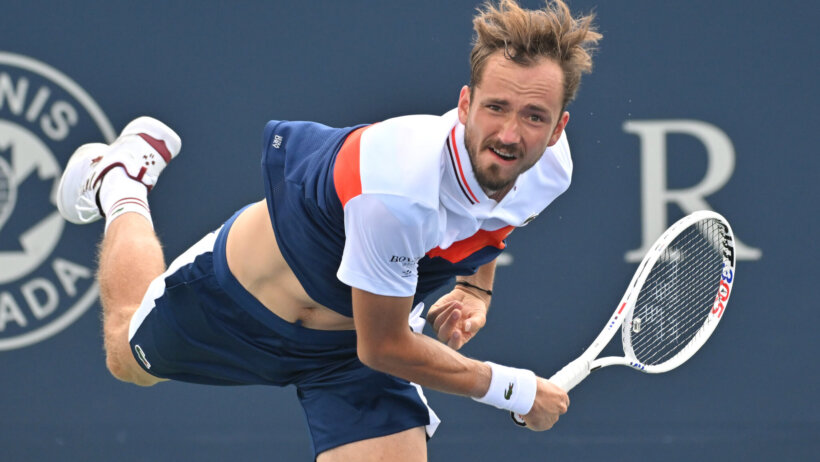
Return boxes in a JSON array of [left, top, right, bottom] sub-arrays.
[[0, 292, 27, 330], [623, 120, 762, 262], [22, 277, 59, 319], [41, 100, 78, 141], [0, 258, 94, 333], [0, 73, 28, 115], [26, 85, 50, 122], [53, 258, 92, 297], [0, 52, 113, 350], [0, 73, 78, 142]]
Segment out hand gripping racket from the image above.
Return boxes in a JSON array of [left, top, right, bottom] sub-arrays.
[[513, 211, 736, 425]]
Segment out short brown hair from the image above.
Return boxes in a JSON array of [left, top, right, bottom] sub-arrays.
[[470, 0, 602, 109]]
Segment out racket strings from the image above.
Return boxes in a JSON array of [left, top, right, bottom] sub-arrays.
[[635, 245, 717, 351], [627, 219, 726, 366], [632, 232, 720, 361], [630, 222, 723, 363], [630, 253, 716, 363]]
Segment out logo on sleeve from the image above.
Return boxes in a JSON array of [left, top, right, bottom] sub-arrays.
[[272, 134, 283, 149], [390, 255, 421, 278], [521, 213, 539, 226]]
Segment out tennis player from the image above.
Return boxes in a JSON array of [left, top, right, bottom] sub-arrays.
[[56, 1, 600, 460]]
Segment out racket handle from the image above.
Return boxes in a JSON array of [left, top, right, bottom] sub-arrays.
[[510, 357, 592, 427], [548, 357, 591, 393]]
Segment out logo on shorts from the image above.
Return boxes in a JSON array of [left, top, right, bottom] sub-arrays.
[[134, 344, 151, 369], [0, 52, 115, 350]]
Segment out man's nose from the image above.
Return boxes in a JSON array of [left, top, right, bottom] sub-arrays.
[[498, 116, 522, 145]]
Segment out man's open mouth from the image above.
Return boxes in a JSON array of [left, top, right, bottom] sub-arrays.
[[489, 147, 516, 161]]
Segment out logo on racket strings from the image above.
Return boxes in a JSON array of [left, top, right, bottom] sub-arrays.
[[0, 52, 114, 350]]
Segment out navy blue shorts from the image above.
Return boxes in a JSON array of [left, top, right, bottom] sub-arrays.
[[127, 207, 439, 457]]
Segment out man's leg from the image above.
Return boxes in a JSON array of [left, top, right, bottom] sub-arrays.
[[299, 364, 439, 462], [56, 117, 181, 386], [317, 427, 427, 462], [97, 213, 165, 386]]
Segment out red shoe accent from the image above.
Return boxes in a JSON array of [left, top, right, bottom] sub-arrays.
[[137, 133, 173, 163]]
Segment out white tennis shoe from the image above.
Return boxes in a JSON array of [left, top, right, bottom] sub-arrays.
[[56, 117, 181, 224]]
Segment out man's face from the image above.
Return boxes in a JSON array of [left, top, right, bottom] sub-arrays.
[[458, 52, 569, 200]]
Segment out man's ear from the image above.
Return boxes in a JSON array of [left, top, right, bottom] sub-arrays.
[[457, 85, 471, 125], [548, 111, 570, 146]]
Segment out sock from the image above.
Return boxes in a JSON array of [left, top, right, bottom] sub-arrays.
[[98, 167, 153, 233]]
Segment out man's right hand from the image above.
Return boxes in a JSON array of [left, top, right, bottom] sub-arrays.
[[520, 377, 569, 431]]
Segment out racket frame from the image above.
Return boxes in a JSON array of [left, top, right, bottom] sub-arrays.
[[574, 211, 735, 375], [512, 211, 735, 425]]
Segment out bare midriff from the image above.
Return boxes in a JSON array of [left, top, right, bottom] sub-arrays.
[[224, 200, 356, 331]]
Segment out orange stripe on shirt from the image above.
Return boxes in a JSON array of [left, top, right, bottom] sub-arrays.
[[426, 226, 514, 263], [333, 125, 370, 207]]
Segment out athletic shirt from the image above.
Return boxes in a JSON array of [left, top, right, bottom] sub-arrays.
[[261, 109, 572, 317]]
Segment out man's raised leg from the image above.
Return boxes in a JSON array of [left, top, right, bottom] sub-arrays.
[[56, 117, 181, 386], [97, 212, 166, 386]]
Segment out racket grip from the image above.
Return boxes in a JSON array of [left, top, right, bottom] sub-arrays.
[[510, 357, 592, 427], [548, 357, 591, 393]]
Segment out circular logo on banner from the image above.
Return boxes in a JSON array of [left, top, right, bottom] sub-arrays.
[[0, 52, 115, 350]]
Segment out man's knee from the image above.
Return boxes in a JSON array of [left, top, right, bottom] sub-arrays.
[[104, 343, 161, 387], [99, 300, 159, 386]]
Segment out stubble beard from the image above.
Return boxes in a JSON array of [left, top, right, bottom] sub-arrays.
[[463, 124, 521, 195]]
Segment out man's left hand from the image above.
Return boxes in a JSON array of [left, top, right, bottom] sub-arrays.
[[427, 288, 488, 350]]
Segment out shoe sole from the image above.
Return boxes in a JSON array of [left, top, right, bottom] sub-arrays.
[[56, 143, 109, 224]]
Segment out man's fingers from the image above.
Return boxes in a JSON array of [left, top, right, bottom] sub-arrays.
[[432, 303, 460, 333], [552, 386, 570, 414], [427, 301, 451, 328], [446, 329, 462, 349], [462, 313, 483, 334], [425, 306, 440, 325], [431, 302, 484, 349], [437, 309, 461, 342], [522, 414, 559, 432]]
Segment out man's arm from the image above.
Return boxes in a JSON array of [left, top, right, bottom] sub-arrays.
[[352, 287, 569, 430], [353, 288, 491, 397]]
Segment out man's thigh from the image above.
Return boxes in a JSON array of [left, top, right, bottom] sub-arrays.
[[317, 427, 427, 462], [297, 363, 438, 459]]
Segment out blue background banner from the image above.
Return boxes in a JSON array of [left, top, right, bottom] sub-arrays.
[[1, 1, 817, 460]]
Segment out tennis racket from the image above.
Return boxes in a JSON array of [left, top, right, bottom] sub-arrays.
[[514, 210, 736, 425]]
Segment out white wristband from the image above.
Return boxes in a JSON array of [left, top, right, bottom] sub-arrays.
[[473, 362, 537, 416]]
